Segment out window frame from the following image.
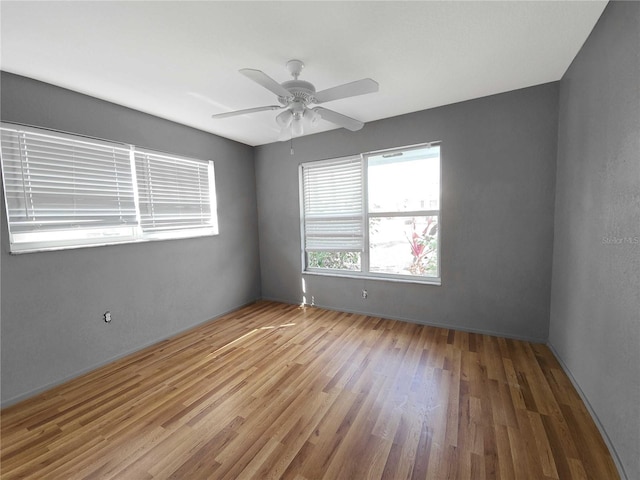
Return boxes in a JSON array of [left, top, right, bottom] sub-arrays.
[[1, 122, 218, 254], [300, 142, 441, 285]]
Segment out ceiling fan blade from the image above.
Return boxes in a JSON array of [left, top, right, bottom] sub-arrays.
[[313, 107, 364, 131], [239, 68, 293, 99], [314, 78, 379, 104], [211, 105, 282, 119]]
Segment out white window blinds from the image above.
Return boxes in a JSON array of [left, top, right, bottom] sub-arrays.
[[1, 126, 138, 251], [0, 123, 218, 253], [134, 149, 217, 235], [301, 157, 364, 251]]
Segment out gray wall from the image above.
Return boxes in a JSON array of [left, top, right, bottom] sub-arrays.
[[0, 73, 261, 406], [550, 2, 640, 479], [255, 83, 559, 342]]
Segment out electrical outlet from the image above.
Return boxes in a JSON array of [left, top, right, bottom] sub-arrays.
[[104, 311, 112, 323], [362, 289, 368, 299]]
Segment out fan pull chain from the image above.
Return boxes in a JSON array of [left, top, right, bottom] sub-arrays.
[[290, 137, 294, 155]]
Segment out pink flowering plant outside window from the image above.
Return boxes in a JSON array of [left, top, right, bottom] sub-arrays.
[[406, 216, 438, 276]]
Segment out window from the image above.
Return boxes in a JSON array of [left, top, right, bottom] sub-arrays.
[[301, 143, 440, 283], [134, 149, 217, 239], [301, 156, 364, 271], [0, 123, 218, 253]]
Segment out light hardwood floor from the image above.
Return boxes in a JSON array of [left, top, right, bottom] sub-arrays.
[[1, 301, 619, 479]]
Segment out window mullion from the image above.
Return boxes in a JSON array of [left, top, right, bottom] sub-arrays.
[[18, 132, 33, 221], [362, 155, 370, 274], [369, 210, 439, 218], [129, 147, 143, 236]]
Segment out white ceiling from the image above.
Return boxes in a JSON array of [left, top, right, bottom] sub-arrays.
[[1, 1, 607, 146]]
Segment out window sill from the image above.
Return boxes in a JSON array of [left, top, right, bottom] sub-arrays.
[[8, 229, 218, 254], [302, 270, 441, 286]]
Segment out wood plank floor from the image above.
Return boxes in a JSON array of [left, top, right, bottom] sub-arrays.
[[1, 301, 619, 479]]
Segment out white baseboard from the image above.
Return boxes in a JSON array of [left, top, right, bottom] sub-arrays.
[[261, 295, 547, 344], [547, 342, 628, 480]]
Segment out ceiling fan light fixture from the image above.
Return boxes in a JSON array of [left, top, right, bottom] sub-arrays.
[[276, 109, 293, 128], [292, 117, 304, 136], [305, 108, 320, 126]]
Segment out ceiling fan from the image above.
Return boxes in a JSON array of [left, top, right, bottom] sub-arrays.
[[211, 59, 379, 139]]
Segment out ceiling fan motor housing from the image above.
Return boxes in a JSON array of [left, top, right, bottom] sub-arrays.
[[279, 80, 316, 105]]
